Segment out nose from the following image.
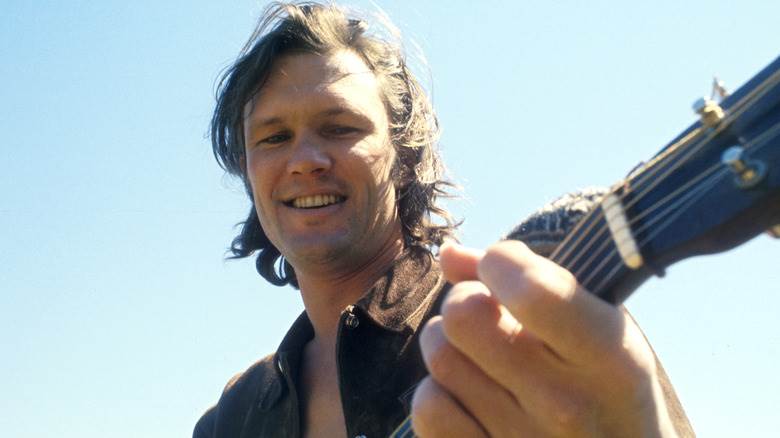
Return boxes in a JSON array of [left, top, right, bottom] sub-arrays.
[[286, 132, 332, 176]]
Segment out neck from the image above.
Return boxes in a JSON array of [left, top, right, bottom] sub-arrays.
[[294, 233, 405, 346]]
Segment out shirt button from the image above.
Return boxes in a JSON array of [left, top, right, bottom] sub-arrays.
[[345, 312, 359, 329], [344, 306, 360, 329]]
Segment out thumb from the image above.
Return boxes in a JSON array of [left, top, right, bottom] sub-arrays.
[[439, 241, 485, 283]]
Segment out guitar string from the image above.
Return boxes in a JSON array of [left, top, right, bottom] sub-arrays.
[[638, 176, 728, 249], [550, 124, 699, 269], [567, 159, 719, 286], [578, 120, 779, 293], [567, 116, 780, 288], [390, 165, 725, 438], [392, 157, 772, 438], [387, 154, 731, 438], [624, 65, 780, 196], [551, 72, 780, 278], [395, 418, 415, 438], [389, 418, 413, 438], [588, 167, 727, 294], [389, 64, 780, 438], [556, 107, 746, 272], [580, 176, 717, 290], [580, 114, 779, 290], [579, 167, 726, 290], [550, 67, 780, 270], [390, 163, 739, 437], [563, 161, 724, 285]]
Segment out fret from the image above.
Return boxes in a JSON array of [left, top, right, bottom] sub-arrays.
[[550, 207, 633, 303]]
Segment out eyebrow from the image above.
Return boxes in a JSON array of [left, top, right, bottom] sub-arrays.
[[318, 106, 374, 127], [251, 116, 284, 128], [249, 106, 364, 129], [319, 107, 353, 118]]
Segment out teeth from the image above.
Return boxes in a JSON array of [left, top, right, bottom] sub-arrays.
[[291, 194, 343, 208]]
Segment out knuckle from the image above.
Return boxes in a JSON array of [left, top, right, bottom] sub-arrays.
[[424, 339, 458, 384], [480, 243, 518, 277], [419, 318, 459, 383], [441, 283, 496, 326], [480, 240, 536, 272], [525, 260, 577, 300], [479, 245, 542, 292], [483, 240, 579, 298], [543, 392, 594, 435], [557, 266, 578, 291]]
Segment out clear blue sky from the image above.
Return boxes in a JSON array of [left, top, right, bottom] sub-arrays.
[[2, 1, 778, 437]]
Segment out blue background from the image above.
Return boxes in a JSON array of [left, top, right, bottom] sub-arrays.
[[2, 1, 778, 436]]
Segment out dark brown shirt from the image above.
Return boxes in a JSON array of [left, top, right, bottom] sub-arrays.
[[194, 251, 448, 438]]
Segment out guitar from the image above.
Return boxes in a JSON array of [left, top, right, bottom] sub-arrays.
[[390, 54, 780, 437]]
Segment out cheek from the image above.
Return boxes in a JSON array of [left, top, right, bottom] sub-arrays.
[[354, 139, 396, 181], [357, 147, 399, 215], [245, 152, 277, 210]]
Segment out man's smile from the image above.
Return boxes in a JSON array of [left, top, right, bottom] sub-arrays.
[[286, 194, 347, 209]]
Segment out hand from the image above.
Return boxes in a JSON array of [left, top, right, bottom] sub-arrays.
[[411, 241, 677, 437]]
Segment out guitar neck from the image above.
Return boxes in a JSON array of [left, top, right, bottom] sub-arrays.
[[548, 208, 648, 305]]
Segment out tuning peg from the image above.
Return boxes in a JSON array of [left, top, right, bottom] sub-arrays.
[[693, 97, 725, 127], [722, 145, 767, 188], [769, 225, 780, 238], [711, 77, 729, 100]]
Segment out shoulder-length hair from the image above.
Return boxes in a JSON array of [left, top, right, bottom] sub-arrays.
[[211, 2, 458, 287]]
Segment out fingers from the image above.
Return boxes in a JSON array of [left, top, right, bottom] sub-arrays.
[[476, 240, 628, 363], [419, 316, 532, 437], [439, 281, 600, 434], [410, 377, 488, 438], [439, 240, 484, 283], [423, 241, 665, 437]]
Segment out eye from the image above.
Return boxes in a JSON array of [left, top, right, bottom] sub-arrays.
[[324, 125, 360, 137], [255, 132, 291, 148]]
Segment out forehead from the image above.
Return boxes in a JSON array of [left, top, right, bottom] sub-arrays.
[[244, 50, 386, 122]]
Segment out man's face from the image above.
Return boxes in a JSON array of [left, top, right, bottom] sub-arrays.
[[242, 50, 402, 270]]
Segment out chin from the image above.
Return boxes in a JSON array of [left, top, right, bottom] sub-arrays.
[[287, 235, 357, 265]]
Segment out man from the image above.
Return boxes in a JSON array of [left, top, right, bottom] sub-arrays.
[[196, 3, 693, 437]]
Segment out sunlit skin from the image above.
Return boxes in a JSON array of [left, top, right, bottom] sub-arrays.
[[411, 241, 679, 437], [242, 50, 404, 438]]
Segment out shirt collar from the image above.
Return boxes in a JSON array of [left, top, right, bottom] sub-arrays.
[[277, 249, 445, 355], [353, 249, 445, 333]]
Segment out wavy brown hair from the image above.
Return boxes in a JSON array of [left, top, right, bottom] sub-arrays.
[[211, 2, 458, 287]]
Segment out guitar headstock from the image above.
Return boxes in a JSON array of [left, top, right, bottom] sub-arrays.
[[624, 55, 780, 272], [544, 55, 780, 304]]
